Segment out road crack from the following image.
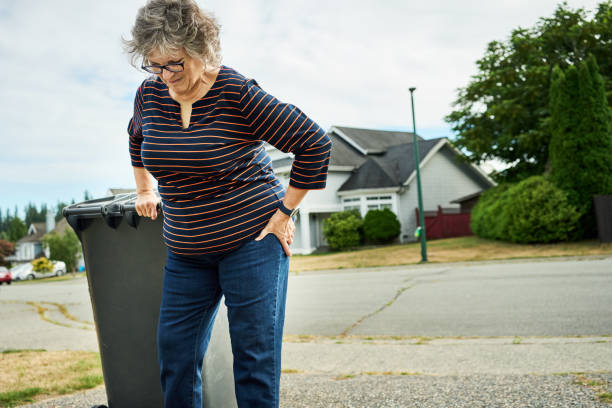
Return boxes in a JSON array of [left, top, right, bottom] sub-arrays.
[[340, 284, 412, 337], [0, 300, 94, 330]]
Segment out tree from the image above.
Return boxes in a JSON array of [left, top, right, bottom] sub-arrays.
[[8, 218, 26, 243], [548, 55, 612, 238], [42, 229, 82, 272], [24, 202, 47, 227], [446, 1, 612, 182], [55, 201, 69, 222], [0, 239, 15, 266]]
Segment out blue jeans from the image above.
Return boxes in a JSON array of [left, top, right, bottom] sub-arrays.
[[157, 234, 290, 408]]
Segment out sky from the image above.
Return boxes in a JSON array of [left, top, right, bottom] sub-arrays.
[[0, 0, 603, 218]]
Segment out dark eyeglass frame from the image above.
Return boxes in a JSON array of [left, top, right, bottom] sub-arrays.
[[141, 61, 185, 74]]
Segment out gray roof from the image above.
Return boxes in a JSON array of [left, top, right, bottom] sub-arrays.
[[450, 191, 484, 204], [17, 222, 47, 244], [338, 138, 443, 191], [328, 132, 367, 167], [272, 127, 424, 169], [333, 126, 422, 154], [109, 188, 136, 195], [270, 125, 493, 192]]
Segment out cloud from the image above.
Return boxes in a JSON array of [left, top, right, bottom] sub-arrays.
[[0, 0, 603, 213]]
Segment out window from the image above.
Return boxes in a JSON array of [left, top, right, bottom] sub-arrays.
[[342, 197, 361, 212], [365, 195, 394, 212], [342, 195, 395, 214]]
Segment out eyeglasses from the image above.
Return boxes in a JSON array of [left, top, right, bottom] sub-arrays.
[[141, 61, 185, 74]]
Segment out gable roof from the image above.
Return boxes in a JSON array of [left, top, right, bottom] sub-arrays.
[[338, 138, 443, 191], [270, 125, 495, 191], [332, 126, 422, 154], [328, 131, 367, 167], [18, 222, 47, 244]]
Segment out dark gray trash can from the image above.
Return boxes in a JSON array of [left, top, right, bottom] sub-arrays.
[[63, 193, 237, 408], [594, 195, 612, 243]]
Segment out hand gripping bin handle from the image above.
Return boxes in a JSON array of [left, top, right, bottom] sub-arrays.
[[63, 193, 236, 408]]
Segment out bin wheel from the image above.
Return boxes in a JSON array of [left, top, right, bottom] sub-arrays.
[[91, 405, 108, 408]]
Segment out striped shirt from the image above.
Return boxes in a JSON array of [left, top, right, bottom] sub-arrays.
[[128, 65, 331, 255]]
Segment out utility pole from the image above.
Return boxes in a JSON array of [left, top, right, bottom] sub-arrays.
[[409, 87, 428, 262]]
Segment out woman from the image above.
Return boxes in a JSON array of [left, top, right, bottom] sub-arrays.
[[123, 1, 331, 407]]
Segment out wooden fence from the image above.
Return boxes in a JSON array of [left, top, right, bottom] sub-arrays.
[[415, 206, 472, 240]]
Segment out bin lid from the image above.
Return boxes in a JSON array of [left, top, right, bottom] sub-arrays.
[[63, 192, 162, 236]]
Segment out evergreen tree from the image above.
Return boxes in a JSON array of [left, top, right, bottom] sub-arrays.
[[24, 202, 48, 226], [8, 218, 26, 243], [55, 201, 69, 222], [549, 54, 612, 238]]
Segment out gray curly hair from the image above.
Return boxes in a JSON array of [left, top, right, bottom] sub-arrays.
[[123, 0, 221, 69]]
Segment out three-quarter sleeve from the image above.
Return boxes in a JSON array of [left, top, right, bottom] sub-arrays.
[[127, 84, 145, 168], [239, 79, 332, 190]]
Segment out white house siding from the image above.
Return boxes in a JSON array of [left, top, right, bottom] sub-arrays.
[[398, 145, 486, 242], [276, 170, 347, 254]]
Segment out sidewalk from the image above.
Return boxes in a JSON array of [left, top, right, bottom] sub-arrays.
[[21, 336, 612, 407]]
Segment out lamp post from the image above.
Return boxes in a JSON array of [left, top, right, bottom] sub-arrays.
[[409, 87, 428, 262]]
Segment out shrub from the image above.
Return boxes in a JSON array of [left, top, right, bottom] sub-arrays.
[[470, 183, 514, 240], [505, 176, 581, 243], [31, 257, 53, 273], [363, 208, 401, 244], [471, 176, 580, 244], [322, 210, 363, 251]]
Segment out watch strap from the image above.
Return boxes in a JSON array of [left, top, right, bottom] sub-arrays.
[[278, 201, 298, 217]]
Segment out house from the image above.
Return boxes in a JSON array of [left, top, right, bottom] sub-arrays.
[[107, 188, 136, 196], [270, 126, 497, 254], [7, 210, 85, 270], [7, 211, 56, 263], [450, 191, 484, 213]]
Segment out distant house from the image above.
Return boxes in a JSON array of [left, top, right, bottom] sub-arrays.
[[7, 212, 56, 263], [107, 188, 136, 196], [270, 126, 497, 254], [7, 211, 84, 269]]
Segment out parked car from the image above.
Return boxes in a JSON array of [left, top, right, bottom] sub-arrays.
[[52, 261, 67, 276], [10, 261, 68, 281], [0, 266, 11, 285], [10, 263, 35, 281]]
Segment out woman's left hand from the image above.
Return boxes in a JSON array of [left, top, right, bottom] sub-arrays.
[[255, 210, 296, 256]]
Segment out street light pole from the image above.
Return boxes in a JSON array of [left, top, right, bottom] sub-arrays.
[[409, 87, 428, 262]]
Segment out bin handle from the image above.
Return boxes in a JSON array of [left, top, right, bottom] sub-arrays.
[[122, 202, 162, 213], [122, 202, 162, 229]]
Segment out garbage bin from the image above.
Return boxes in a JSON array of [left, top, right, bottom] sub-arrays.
[[594, 195, 612, 243], [63, 193, 237, 408]]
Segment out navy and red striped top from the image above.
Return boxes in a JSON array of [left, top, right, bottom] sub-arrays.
[[128, 65, 331, 255]]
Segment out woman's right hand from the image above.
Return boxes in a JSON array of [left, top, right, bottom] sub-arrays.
[[135, 191, 161, 220]]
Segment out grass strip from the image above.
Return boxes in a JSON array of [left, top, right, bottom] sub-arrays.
[[289, 237, 612, 272], [0, 388, 42, 407], [0, 350, 103, 407]]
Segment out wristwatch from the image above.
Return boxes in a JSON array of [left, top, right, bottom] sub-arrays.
[[278, 201, 299, 218]]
